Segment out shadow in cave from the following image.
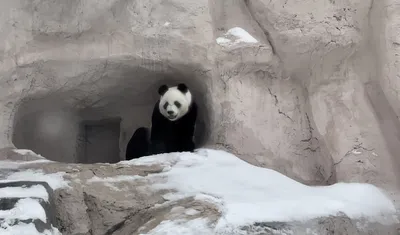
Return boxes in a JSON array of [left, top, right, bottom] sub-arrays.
[[12, 66, 211, 164]]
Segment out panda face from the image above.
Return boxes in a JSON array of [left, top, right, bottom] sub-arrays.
[[158, 83, 192, 121]]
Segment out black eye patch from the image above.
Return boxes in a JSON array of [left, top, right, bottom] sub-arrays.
[[174, 101, 181, 108], [163, 102, 169, 110]]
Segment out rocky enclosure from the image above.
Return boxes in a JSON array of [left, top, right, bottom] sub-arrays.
[[0, 0, 400, 212], [1, 148, 399, 235]]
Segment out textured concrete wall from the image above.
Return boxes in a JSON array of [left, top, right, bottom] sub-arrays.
[[0, 0, 399, 205]]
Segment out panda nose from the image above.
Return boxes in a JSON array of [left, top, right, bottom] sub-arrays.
[[167, 111, 174, 115]]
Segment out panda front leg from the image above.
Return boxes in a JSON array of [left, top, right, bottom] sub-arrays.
[[149, 141, 168, 155]]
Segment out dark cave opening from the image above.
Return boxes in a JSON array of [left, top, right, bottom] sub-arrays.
[[78, 118, 122, 164], [11, 65, 211, 163]]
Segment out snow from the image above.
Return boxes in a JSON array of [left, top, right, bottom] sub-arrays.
[[0, 148, 395, 234], [0, 169, 64, 235], [12, 149, 44, 158], [216, 37, 232, 45], [0, 170, 69, 190], [125, 148, 396, 232], [0, 160, 51, 169], [185, 208, 200, 216], [0, 223, 61, 235], [0, 185, 48, 201], [227, 27, 258, 43], [216, 27, 258, 46], [0, 148, 49, 169], [142, 218, 213, 235], [0, 198, 46, 223], [119, 152, 181, 167]]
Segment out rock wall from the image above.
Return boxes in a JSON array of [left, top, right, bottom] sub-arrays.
[[0, 0, 399, 204]]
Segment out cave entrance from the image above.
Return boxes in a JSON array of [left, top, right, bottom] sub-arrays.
[[12, 64, 212, 163], [78, 118, 121, 164]]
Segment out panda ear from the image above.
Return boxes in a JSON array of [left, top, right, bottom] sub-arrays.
[[177, 83, 188, 93], [158, 85, 168, 96]]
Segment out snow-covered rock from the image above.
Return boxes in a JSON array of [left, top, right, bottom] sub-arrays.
[[0, 148, 398, 234], [0, 181, 60, 235]]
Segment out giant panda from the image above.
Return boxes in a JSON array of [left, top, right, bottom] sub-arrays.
[[125, 83, 197, 160]]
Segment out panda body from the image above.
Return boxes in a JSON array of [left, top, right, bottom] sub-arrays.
[[125, 83, 197, 160], [150, 83, 197, 155]]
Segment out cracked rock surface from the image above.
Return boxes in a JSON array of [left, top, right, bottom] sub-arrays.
[[0, 0, 400, 218]]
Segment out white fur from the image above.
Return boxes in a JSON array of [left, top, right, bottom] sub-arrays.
[[159, 86, 192, 121]]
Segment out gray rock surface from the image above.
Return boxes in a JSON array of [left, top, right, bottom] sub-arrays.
[[0, 0, 399, 233], [8, 153, 222, 235], [0, 149, 397, 235], [241, 215, 400, 235]]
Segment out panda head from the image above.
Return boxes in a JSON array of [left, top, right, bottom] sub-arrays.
[[158, 83, 192, 121]]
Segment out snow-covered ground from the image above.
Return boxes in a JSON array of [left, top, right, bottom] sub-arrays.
[[0, 148, 397, 235], [0, 170, 69, 190], [120, 148, 398, 234]]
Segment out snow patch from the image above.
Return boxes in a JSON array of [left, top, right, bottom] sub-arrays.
[[0, 160, 52, 169], [216, 27, 258, 46], [119, 152, 181, 167], [163, 22, 170, 27], [0, 198, 46, 223], [12, 149, 44, 158], [0, 170, 69, 190], [215, 37, 231, 45], [194, 194, 224, 207], [138, 149, 395, 230], [0, 223, 61, 235], [351, 149, 362, 155], [227, 27, 258, 43], [0, 185, 48, 201], [185, 208, 200, 216], [142, 218, 213, 235]]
